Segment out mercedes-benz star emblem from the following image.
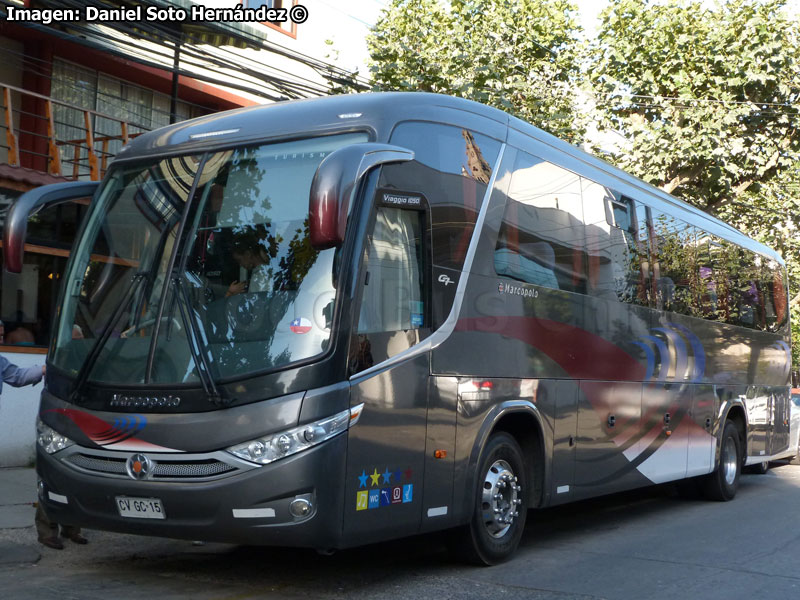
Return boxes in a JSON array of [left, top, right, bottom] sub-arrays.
[[126, 453, 154, 480]]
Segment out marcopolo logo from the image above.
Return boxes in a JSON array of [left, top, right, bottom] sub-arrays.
[[498, 281, 539, 298], [110, 394, 181, 409]]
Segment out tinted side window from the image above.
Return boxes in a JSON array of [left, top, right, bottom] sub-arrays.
[[386, 122, 501, 271], [582, 181, 649, 305], [494, 151, 586, 293], [763, 257, 788, 332], [357, 207, 426, 334], [651, 209, 697, 316]]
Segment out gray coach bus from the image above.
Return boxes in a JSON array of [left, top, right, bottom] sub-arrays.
[[4, 93, 791, 564]]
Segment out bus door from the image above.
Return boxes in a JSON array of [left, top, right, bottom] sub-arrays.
[[343, 192, 432, 544]]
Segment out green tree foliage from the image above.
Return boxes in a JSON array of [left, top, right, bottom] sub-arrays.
[[586, 0, 800, 372], [366, 0, 585, 143], [586, 0, 799, 211]]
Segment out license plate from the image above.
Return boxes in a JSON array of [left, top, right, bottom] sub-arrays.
[[116, 496, 165, 519]]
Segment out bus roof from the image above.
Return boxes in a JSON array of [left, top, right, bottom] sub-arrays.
[[115, 92, 784, 266]]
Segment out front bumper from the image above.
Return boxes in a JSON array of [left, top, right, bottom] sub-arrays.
[[36, 434, 347, 549]]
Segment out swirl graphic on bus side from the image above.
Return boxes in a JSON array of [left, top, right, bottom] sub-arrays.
[[631, 323, 706, 383]]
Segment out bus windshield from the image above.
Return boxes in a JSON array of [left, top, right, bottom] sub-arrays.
[[52, 133, 367, 386]]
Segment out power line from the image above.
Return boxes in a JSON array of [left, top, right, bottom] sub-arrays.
[[626, 93, 800, 109]]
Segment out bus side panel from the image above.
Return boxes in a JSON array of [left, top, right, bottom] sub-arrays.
[[573, 381, 649, 500], [420, 375, 458, 532], [743, 385, 791, 461], [745, 386, 771, 460], [769, 387, 791, 457], [687, 384, 717, 477], [342, 354, 428, 547], [550, 379, 578, 505], [632, 383, 689, 484]]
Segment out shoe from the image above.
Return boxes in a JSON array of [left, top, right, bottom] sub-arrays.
[[39, 536, 64, 550], [66, 533, 88, 545]]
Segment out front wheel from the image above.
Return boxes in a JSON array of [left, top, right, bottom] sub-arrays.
[[702, 420, 742, 501], [450, 432, 527, 565]]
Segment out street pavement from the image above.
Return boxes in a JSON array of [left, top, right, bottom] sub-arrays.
[[0, 468, 40, 567], [3, 464, 800, 599]]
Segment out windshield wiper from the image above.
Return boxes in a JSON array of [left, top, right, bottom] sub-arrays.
[[69, 272, 147, 403], [173, 276, 227, 406], [144, 154, 208, 384]]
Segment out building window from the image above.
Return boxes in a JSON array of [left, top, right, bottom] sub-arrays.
[[242, 0, 298, 38], [50, 59, 204, 179]]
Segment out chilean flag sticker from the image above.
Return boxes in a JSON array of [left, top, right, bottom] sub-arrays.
[[290, 317, 312, 334]]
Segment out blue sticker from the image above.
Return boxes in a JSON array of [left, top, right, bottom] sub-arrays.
[[368, 489, 380, 509], [403, 484, 413, 503], [380, 488, 392, 506], [411, 313, 424, 327]]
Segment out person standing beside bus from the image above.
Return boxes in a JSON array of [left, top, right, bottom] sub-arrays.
[[0, 320, 45, 388], [1, 320, 87, 549]]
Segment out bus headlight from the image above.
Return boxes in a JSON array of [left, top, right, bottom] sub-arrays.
[[226, 403, 364, 465], [36, 418, 75, 454]]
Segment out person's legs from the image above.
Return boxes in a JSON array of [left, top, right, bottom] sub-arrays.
[[35, 504, 63, 550], [60, 523, 88, 544]]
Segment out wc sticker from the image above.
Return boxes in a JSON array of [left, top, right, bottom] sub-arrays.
[[355, 466, 413, 511]]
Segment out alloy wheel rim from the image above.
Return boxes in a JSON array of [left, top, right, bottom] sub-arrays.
[[722, 436, 738, 486], [481, 459, 522, 538]]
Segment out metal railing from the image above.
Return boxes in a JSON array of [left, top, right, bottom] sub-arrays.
[[1, 83, 150, 181]]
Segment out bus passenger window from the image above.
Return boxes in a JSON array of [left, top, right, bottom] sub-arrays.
[[582, 182, 649, 305], [762, 258, 788, 332], [494, 151, 586, 293], [650, 211, 697, 316]]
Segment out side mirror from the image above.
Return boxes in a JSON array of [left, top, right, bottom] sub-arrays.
[[3, 181, 99, 273], [309, 143, 414, 249]]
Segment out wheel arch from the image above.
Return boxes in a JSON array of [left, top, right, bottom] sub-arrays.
[[719, 401, 747, 464], [465, 401, 548, 515]]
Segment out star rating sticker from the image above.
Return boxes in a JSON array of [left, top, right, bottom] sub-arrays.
[[369, 468, 381, 487], [382, 468, 392, 484], [358, 470, 368, 488], [393, 469, 403, 482]]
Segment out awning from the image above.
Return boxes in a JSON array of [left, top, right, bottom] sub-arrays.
[[0, 164, 70, 188], [26, 0, 270, 50]]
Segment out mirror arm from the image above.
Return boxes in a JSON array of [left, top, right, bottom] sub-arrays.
[[3, 181, 99, 273]]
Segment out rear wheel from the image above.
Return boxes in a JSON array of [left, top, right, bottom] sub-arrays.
[[702, 420, 742, 501], [450, 432, 527, 565]]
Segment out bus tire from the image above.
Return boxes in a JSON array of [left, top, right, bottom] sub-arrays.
[[451, 432, 527, 565], [702, 420, 742, 501], [745, 460, 769, 475]]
